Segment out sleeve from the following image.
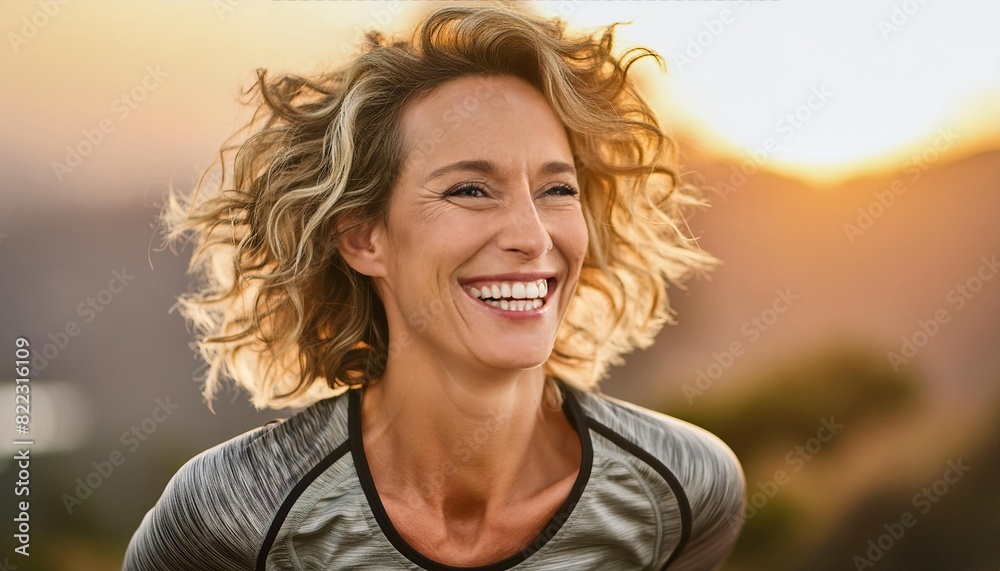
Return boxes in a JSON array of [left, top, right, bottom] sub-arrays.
[[664, 428, 746, 571], [122, 429, 271, 571]]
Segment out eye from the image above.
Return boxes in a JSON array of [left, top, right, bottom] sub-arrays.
[[446, 183, 487, 198], [546, 184, 579, 197]]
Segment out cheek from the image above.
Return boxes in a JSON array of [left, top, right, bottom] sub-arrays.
[[386, 212, 480, 290], [555, 210, 589, 268]]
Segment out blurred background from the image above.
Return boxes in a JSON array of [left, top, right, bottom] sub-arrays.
[[1, 1, 997, 569]]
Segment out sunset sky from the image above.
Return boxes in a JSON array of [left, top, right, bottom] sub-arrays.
[[2, 0, 998, 208]]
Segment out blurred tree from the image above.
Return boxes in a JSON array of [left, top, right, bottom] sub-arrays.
[[666, 343, 920, 460], [660, 343, 924, 570]]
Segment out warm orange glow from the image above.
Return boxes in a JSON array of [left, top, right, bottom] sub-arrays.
[[1, 1, 997, 201], [558, 1, 1000, 183]]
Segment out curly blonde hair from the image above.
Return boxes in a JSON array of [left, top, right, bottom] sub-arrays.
[[159, 4, 717, 411]]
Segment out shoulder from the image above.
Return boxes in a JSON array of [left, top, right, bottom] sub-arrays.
[[123, 393, 351, 571], [569, 387, 746, 570]]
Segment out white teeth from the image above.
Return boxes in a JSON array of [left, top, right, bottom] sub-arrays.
[[469, 279, 551, 304], [483, 298, 543, 311], [511, 282, 526, 299], [525, 282, 539, 298]]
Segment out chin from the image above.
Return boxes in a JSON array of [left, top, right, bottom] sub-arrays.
[[475, 345, 552, 373]]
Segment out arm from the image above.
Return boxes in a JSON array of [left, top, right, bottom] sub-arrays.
[[664, 430, 746, 571], [122, 429, 271, 571]]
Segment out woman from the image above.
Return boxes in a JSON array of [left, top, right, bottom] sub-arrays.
[[124, 5, 745, 570]]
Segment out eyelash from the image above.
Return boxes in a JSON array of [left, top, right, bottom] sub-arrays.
[[447, 183, 579, 198]]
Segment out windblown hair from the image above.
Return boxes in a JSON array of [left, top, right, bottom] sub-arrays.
[[159, 4, 717, 411]]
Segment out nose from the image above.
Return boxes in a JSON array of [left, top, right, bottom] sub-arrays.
[[496, 189, 553, 260]]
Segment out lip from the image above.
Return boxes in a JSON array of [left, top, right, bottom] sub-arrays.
[[457, 272, 557, 321]]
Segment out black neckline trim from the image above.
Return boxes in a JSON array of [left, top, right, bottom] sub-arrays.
[[587, 419, 692, 569], [349, 380, 594, 571], [256, 439, 351, 571]]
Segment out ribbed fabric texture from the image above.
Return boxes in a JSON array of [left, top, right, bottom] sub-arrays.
[[123, 383, 744, 571]]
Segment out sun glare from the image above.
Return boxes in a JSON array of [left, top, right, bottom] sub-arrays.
[[535, 1, 1000, 183]]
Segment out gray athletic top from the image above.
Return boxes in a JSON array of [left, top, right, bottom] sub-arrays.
[[123, 380, 745, 570]]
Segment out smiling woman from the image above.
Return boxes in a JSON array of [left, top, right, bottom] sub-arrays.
[[124, 4, 745, 571]]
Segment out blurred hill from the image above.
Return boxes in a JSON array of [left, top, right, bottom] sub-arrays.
[[607, 146, 1000, 410], [608, 144, 1000, 570]]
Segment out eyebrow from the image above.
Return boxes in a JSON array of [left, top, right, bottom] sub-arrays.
[[425, 159, 577, 182]]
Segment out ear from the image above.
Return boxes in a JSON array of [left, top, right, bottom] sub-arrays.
[[336, 216, 388, 278]]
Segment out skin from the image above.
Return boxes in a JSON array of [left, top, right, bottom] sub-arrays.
[[338, 74, 588, 565]]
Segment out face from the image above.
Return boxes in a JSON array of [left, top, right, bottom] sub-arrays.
[[364, 74, 588, 376]]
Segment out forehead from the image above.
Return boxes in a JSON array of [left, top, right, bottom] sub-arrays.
[[397, 75, 574, 176]]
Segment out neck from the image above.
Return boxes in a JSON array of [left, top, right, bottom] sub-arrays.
[[359, 347, 578, 521]]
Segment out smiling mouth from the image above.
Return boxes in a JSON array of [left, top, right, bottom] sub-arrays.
[[464, 278, 555, 312]]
